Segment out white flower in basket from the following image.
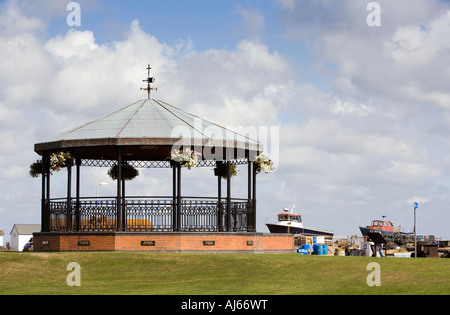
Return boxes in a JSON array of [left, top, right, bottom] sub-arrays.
[[253, 153, 276, 174], [170, 148, 201, 169]]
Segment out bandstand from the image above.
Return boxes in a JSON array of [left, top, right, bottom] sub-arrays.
[[32, 68, 293, 252]]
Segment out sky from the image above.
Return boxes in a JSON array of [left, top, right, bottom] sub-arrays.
[[1, 0, 450, 243]]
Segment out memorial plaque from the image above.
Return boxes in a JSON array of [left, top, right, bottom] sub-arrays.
[[78, 240, 90, 246], [203, 240, 215, 246], [141, 240, 156, 246], [246, 241, 253, 246]]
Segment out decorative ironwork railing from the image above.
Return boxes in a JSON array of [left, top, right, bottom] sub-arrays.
[[80, 158, 250, 168], [47, 197, 254, 232]]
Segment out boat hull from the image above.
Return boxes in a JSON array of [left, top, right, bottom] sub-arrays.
[[266, 223, 334, 237], [359, 226, 393, 236]]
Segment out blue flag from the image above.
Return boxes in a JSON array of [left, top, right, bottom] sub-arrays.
[[414, 202, 418, 209]]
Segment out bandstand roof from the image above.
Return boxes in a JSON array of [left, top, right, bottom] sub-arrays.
[[34, 99, 263, 161]]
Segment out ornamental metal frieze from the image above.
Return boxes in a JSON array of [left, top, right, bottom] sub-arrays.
[[81, 158, 250, 168]]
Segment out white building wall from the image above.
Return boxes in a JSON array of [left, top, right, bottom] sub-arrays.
[[10, 228, 19, 251], [10, 228, 32, 251], [18, 235, 32, 251]]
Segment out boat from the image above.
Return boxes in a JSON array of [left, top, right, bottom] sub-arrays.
[[359, 217, 435, 245], [265, 208, 334, 237], [359, 217, 400, 236]]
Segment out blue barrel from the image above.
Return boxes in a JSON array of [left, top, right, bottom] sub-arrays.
[[301, 244, 313, 254], [313, 244, 323, 255], [323, 244, 328, 255], [302, 244, 311, 250]]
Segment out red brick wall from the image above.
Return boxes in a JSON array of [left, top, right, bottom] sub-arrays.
[[33, 233, 116, 252], [33, 232, 294, 253]]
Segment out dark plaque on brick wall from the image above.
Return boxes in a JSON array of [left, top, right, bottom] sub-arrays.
[[247, 241, 253, 246], [78, 240, 90, 246], [141, 240, 156, 246], [203, 240, 215, 246]]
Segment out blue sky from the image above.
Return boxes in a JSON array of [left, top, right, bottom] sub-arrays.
[[46, 0, 324, 87], [63, 1, 244, 45], [1, 0, 450, 242]]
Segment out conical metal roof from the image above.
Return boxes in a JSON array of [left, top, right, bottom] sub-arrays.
[[34, 99, 263, 161]]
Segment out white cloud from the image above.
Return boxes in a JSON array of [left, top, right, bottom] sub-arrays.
[[236, 5, 265, 40], [272, 0, 450, 236], [45, 29, 100, 61], [406, 197, 429, 205]]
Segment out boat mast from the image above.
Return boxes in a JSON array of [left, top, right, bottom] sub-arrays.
[[291, 195, 297, 214]]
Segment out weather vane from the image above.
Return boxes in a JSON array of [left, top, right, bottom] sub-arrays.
[[140, 64, 157, 100]]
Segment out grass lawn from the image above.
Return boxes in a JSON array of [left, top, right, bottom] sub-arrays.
[[0, 251, 449, 295]]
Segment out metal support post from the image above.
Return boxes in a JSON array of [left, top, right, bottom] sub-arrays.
[[75, 158, 81, 231], [66, 162, 72, 231], [226, 161, 231, 231], [177, 163, 182, 231], [172, 164, 177, 231], [116, 147, 122, 231]]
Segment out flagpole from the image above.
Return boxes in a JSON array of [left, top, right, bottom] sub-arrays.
[[414, 202, 418, 258]]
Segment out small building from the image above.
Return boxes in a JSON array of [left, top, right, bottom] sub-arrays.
[[10, 224, 41, 251], [0, 228, 4, 247]]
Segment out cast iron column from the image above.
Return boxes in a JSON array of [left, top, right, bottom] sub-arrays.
[[218, 172, 222, 231], [247, 161, 253, 231], [226, 161, 231, 231], [121, 161, 126, 231], [75, 158, 81, 231], [252, 162, 257, 232], [116, 147, 122, 231], [41, 152, 49, 232], [66, 161, 72, 231], [46, 154, 51, 232], [172, 163, 177, 231], [176, 163, 182, 231]]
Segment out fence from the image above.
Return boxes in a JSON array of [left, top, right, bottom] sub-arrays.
[[47, 196, 254, 232]]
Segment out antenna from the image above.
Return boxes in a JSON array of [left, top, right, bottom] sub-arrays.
[[140, 64, 157, 99], [291, 195, 297, 214]]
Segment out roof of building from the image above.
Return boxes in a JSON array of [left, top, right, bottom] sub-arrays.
[[34, 99, 263, 160], [10, 224, 41, 235]]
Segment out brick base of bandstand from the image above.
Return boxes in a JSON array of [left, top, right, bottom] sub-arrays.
[[32, 232, 295, 253]]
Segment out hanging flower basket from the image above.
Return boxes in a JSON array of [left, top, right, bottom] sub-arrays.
[[252, 153, 276, 174], [29, 161, 44, 178], [29, 151, 72, 178], [107, 162, 139, 181], [170, 148, 201, 170], [214, 162, 238, 179], [223, 163, 238, 179], [50, 152, 73, 172]]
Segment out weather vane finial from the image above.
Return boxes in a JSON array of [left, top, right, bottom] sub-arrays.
[[140, 64, 157, 100]]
